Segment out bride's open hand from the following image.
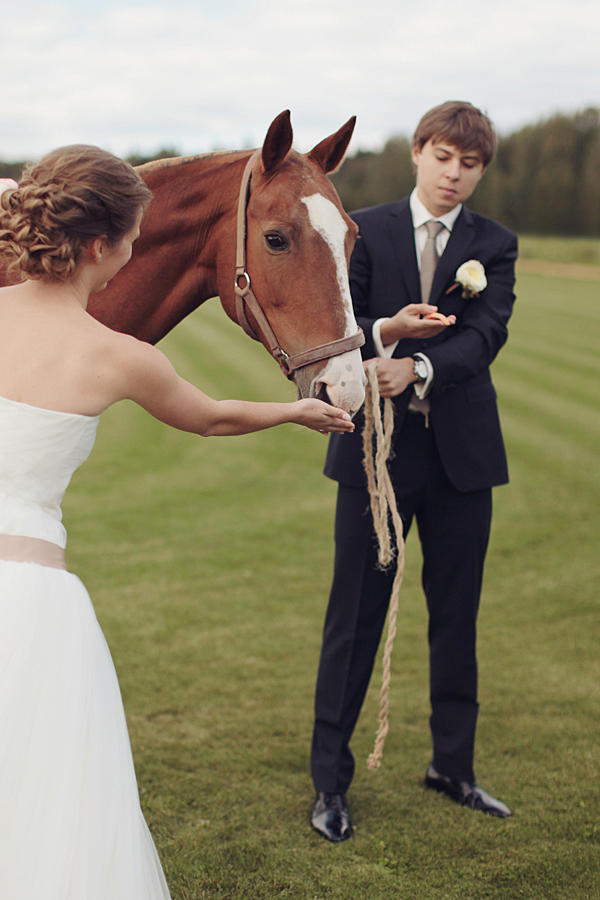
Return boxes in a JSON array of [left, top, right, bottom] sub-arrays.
[[292, 399, 355, 434]]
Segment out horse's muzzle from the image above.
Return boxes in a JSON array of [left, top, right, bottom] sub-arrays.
[[307, 350, 366, 419]]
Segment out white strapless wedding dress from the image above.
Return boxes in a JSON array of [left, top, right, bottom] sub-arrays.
[[0, 394, 171, 899]]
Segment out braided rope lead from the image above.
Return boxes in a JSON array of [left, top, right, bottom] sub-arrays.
[[362, 362, 406, 771]]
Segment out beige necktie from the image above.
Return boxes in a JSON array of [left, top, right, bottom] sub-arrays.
[[411, 220, 445, 426], [420, 220, 445, 302]]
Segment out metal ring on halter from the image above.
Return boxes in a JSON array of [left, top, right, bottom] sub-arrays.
[[235, 271, 251, 294]]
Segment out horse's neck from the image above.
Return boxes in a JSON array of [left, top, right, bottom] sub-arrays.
[[88, 151, 248, 344]]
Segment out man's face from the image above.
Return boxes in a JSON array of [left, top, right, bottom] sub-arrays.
[[411, 139, 485, 217]]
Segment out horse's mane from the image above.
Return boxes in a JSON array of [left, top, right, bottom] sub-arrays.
[[136, 149, 251, 175]]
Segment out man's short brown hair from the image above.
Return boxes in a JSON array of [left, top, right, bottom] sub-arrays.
[[412, 101, 497, 167]]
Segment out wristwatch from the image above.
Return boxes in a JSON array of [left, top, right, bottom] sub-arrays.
[[413, 356, 428, 384]]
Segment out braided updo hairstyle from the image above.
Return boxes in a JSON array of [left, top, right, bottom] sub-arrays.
[[0, 145, 153, 282]]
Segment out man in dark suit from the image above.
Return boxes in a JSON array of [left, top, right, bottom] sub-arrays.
[[310, 101, 517, 842]]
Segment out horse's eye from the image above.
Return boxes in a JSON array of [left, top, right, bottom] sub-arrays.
[[265, 233, 289, 252]]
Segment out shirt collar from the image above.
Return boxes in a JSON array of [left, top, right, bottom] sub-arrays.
[[409, 188, 462, 232]]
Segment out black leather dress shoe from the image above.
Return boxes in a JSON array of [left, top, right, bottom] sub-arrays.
[[425, 764, 512, 818], [311, 792, 353, 842]]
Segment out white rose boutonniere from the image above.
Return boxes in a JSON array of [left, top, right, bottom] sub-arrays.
[[450, 260, 487, 299]]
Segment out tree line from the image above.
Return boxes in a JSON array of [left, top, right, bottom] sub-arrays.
[[2, 108, 599, 235]]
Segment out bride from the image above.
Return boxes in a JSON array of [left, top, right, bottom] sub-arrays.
[[0, 146, 354, 899]]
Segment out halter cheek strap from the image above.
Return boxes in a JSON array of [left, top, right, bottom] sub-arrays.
[[234, 150, 364, 379]]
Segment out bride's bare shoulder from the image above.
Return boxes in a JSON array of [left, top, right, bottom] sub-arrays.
[[85, 313, 161, 363], [84, 313, 174, 396]]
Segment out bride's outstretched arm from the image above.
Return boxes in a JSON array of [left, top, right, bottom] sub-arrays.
[[111, 333, 355, 437]]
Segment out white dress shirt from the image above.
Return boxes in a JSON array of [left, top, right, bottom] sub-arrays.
[[372, 189, 462, 418]]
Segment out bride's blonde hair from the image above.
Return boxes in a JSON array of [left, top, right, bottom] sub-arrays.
[[0, 145, 152, 282]]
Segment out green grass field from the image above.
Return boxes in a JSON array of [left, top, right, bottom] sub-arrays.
[[63, 268, 600, 899], [518, 235, 600, 266]]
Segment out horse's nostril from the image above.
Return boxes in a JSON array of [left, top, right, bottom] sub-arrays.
[[315, 382, 332, 405]]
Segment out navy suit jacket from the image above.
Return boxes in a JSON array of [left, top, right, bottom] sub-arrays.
[[324, 197, 518, 493]]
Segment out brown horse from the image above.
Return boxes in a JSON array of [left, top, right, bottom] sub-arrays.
[[1, 112, 366, 415], [93, 111, 365, 415]]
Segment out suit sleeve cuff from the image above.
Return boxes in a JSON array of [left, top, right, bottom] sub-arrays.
[[414, 352, 433, 398], [373, 318, 399, 358]]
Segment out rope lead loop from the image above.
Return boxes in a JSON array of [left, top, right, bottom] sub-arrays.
[[362, 363, 406, 771]]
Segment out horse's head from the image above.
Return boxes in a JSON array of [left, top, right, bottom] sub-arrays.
[[224, 111, 366, 418]]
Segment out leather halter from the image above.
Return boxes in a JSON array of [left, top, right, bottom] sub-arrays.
[[234, 149, 364, 379]]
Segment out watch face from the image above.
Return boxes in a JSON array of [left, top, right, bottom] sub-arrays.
[[414, 359, 427, 381]]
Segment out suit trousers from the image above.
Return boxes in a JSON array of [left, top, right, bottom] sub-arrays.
[[311, 412, 493, 793]]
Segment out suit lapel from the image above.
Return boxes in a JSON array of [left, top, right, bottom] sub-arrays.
[[430, 206, 476, 304], [387, 200, 421, 305]]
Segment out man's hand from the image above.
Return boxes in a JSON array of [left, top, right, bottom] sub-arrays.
[[365, 357, 416, 398], [379, 304, 456, 345]]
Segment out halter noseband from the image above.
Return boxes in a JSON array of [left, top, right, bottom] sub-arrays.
[[234, 149, 364, 379]]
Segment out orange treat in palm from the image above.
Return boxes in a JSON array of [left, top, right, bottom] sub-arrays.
[[424, 312, 451, 325]]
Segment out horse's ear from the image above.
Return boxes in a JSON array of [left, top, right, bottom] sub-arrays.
[[308, 116, 356, 174], [261, 110, 294, 175]]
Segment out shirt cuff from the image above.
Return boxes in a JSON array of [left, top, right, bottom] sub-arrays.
[[373, 318, 398, 358], [413, 352, 433, 398]]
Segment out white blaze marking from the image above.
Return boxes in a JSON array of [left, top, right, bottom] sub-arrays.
[[301, 193, 365, 416], [301, 193, 356, 336]]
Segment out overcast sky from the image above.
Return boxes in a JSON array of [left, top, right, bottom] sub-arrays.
[[1, 0, 599, 161]]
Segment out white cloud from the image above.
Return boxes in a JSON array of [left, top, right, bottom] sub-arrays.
[[0, 0, 599, 160]]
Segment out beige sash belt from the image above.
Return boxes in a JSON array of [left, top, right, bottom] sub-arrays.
[[0, 534, 67, 570]]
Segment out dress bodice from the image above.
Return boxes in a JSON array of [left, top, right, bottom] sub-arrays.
[[0, 394, 99, 548]]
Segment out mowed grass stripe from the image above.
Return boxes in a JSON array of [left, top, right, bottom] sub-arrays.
[[507, 329, 600, 370], [159, 298, 296, 403], [508, 273, 600, 354], [493, 271, 600, 468], [497, 391, 600, 468], [498, 355, 600, 410]]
